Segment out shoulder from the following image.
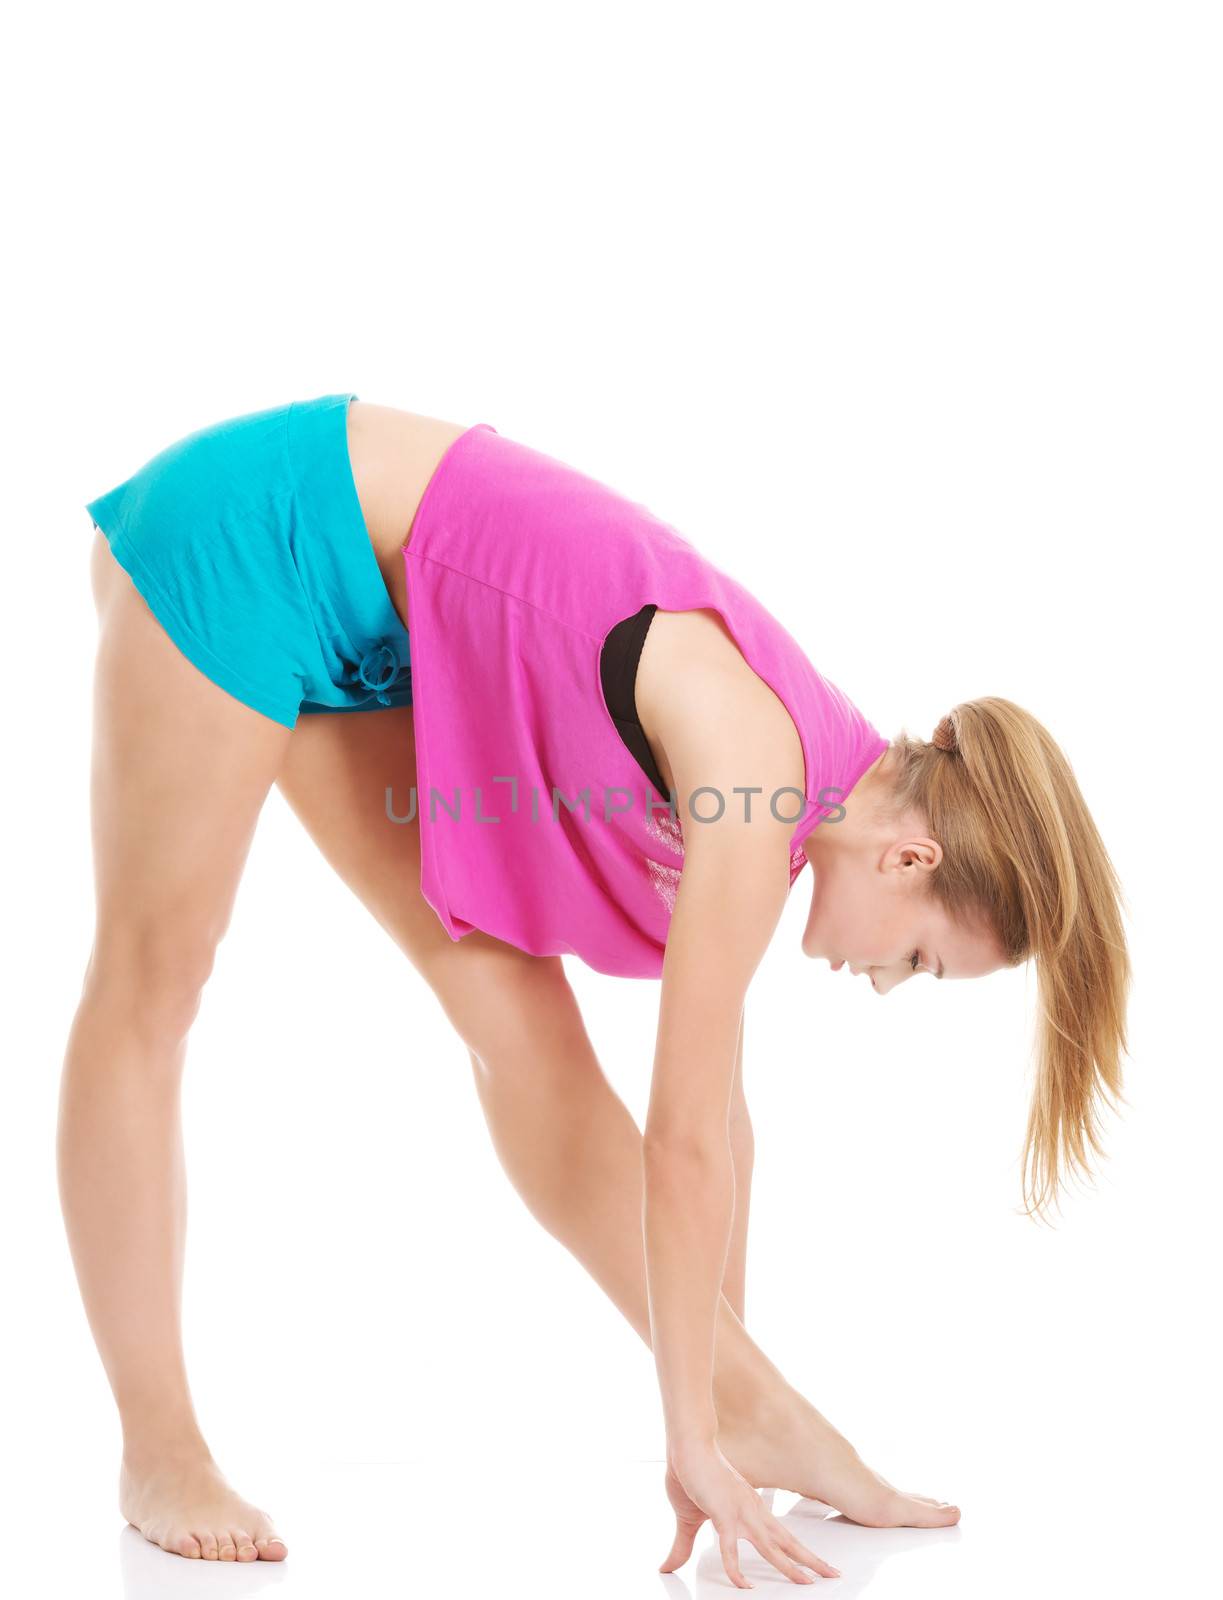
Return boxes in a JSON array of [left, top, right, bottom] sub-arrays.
[[636, 606, 744, 683], [637, 607, 805, 813]]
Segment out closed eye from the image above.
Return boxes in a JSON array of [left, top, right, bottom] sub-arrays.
[[910, 950, 945, 979]]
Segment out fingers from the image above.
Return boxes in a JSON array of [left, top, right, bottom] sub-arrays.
[[717, 1525, 842, 1588], [679, 1467, 845, 1589], [757, 1537, 816, 1585], [757, 1530, 841, 1584], [745, 1513, 843, 1587], [718, 1529, 752, 1589], [776, 1527, 842, 1580], [659, 1516, 699, 1574]]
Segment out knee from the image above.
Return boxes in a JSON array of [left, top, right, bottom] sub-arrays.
[[82, 919, 222, 1043], [426, 944, 575, 1068]]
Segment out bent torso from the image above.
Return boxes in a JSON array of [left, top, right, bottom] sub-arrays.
[[345, 400, 468, 632], [347, 400, 787, 809]]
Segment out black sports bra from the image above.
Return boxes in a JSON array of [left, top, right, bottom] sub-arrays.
[[599, 604, 673, 802]]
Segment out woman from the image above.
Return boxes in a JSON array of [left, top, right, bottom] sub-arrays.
[[59, 392, 1131, 1584]]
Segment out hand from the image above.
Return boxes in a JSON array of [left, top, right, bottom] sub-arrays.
[[659, 1440, 842, 1588]]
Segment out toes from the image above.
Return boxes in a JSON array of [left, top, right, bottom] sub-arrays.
[[907, 1492, 959, 1510], [859, 1491, 951, 1529], [129, 1494, 286, 1563], [902, 1496, 961, 1527], [252, 1514, 288, 1561], [920, 1498, 961, 1523]]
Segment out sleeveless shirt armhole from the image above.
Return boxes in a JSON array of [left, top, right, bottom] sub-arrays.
[[599, 604, 672, 802]]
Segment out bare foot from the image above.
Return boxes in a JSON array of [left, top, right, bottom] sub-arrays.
[[719, 1391, 961, 1530], [120, 1448, 287, 1560]]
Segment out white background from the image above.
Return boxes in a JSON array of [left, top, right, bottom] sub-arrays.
[[3, 2, 1220, 1595]]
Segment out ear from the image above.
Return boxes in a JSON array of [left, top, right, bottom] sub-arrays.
[[890, 836, 942, 873]]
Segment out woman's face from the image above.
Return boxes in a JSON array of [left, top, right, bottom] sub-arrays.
[[799, 782, 1011, 992]]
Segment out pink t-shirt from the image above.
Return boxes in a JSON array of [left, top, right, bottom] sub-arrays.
[[402, 424, 889, 979]]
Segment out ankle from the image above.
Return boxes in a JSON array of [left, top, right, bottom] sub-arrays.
[[122, 1424, 215, 1475], [715, 1367, 796, 1438]]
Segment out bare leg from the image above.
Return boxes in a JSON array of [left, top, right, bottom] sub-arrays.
[[276, 706, 961, 1532], [57, 530, 292, 1560]]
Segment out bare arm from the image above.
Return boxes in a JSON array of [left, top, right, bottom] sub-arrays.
[[641, 649, 804, 1457], [641, 686, 839, 1587], [644, 816, 789, 1453], [723, 1005, 752, 1324]]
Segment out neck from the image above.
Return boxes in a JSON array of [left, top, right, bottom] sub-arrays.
[[806, 746, 891, 866]]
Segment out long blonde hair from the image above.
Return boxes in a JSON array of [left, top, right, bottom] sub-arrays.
[[885, 698, 1132, 1225]]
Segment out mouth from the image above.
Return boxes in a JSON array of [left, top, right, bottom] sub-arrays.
[[830, 959, 877, 989]]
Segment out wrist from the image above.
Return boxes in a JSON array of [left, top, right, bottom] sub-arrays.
[[667, 1425, 720, 1467]]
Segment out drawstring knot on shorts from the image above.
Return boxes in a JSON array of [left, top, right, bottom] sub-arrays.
[[356, 639, 408, 706]]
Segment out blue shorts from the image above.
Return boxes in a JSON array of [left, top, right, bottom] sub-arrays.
[[84, 391, 412, 727]]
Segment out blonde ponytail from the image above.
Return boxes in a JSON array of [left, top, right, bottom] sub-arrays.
[[886, 698, 1133, 1224]]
